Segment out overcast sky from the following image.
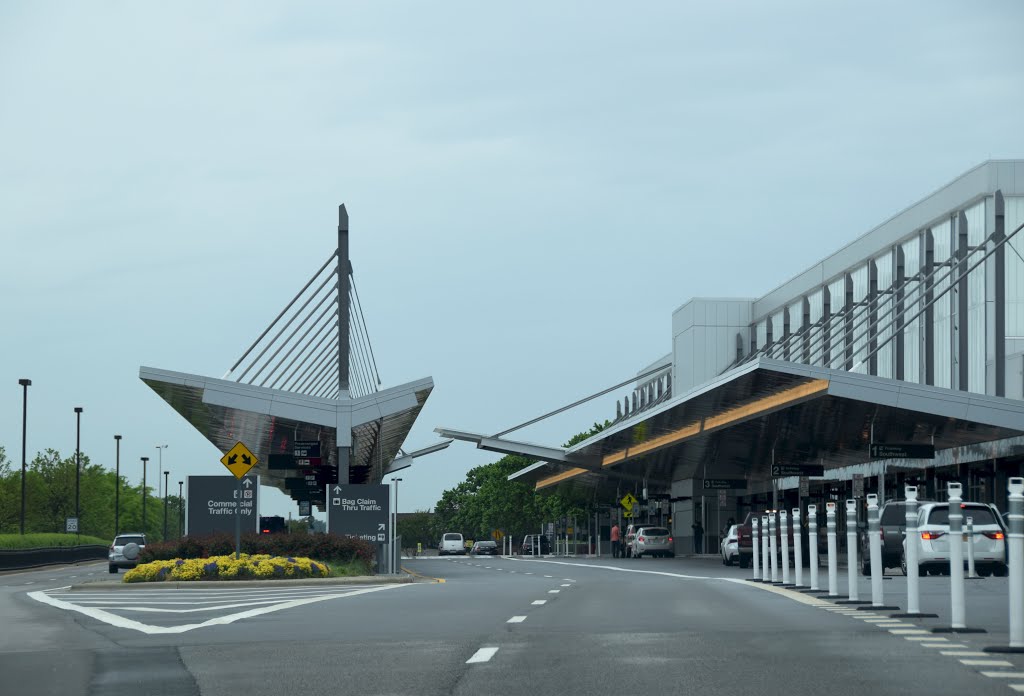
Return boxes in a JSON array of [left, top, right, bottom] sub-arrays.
[[2, 1, 1023, 521]]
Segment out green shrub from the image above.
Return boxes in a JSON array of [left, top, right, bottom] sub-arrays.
[[0, 533, 109, 549], [124, 553, 332, 583], [139, 532, 375, 567]]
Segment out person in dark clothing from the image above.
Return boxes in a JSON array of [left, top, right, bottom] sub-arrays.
[[691, 521, 704, 554]]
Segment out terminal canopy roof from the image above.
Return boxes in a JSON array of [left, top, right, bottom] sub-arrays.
[[140, 366, 432, 506], [499, 359, 1024, 500]]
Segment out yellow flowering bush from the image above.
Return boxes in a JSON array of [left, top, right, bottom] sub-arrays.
[[123, 553, 330, 583]]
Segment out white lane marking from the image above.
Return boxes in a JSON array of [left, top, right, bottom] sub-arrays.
[[981, 672, 1024, 678], [543, 575, 553, 578], [561, 584, 571, 587], [923, 643, 968, 649], [961, 659, 1014, 667], [905, 636, 943, 641], [563, 579, 575, 582], [507, 616, 526, 623], [495, 568, 503, 571], [878, 624, 914, 629], [889, 629, 930, 635], [531, 600, 547, 605], [24, 582, 34, 585], [484, 567, 492, 569], [548, 590, 560, 594], [940, 651, 989, 657], [466, 647, 499, 664], [509, 571, 517, 574], [1009, 686, 1024, 693], [27, 585, 406, 635], [525, 573, 534, 575]]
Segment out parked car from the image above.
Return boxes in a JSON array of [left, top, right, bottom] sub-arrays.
[[108, 533, 147, 573], [858, 498, 934, 575], [439, 532, 466, 556], [721, 525, 739, 565], [902, 502, 1007, 577], [735, 511, 825, 568], [471, 540, 499, 556], [631, 526, 674, 558], [520, 534, 551, 555]]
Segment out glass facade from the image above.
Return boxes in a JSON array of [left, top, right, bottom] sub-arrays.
[[1007, 197, 1024, 339], [743, 183, 1018, 401], [932, 219, 953, 389], [965, 200, 986, 393], [874, 249, 894, 379]]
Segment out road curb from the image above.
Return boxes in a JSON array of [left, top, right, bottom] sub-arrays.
[[66, 574, 414, 591], [401, 566, 446, 583]]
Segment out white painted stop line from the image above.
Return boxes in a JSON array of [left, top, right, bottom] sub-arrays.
[[466, 647, 499, 664]]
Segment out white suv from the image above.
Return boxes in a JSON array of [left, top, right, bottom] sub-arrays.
[[902, 502, 1007, 577], [439, 532, 466, 556], [108, 533, 147, 573]]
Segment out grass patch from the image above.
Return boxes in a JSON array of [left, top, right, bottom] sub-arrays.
[[325, 558, 373, 577], [0, 533, 109, 550]]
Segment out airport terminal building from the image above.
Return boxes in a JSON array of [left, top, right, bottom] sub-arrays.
[[474, 160, 1024, 554]]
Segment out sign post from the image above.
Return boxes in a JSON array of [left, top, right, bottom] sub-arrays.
[[220, 441, 258, 560]]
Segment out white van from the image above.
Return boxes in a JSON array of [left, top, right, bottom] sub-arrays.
[[439, 532, 466, 556]]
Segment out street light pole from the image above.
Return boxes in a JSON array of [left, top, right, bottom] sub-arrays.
[[114, 435, 122, 535], [156, 444, 169, 499], [163, 471, 169, 541], [18, 379, 31, 535], [178, 480, 184, 538], [74, 407, 83, 530], [141, 456, 149, 531]]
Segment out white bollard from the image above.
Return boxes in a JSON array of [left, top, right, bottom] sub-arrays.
[[965, 517, 979, 579], [752, 517, 761, 581], [826, 502, 839, 597], [808, 504, 820, 592], [761, 515, 771, 583], [895, 486, 936, 618], [864, 494, 896, 610], [935, 482, 983, 634], [841, 499, 868, 604], [793, 507, 804, 588], [985, 477, 1024, 652], [769, 511, 779, 583], [781, 510, 791, 585]]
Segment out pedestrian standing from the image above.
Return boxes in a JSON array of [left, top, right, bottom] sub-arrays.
[[692, 520, 704, 554], [611, 522, 621, 558]]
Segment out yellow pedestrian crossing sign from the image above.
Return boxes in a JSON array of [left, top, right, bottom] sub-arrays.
[[620, 493, 638, 511], [220, 441, 258, 479]]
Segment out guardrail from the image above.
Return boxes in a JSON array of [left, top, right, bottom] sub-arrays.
[[0, 545, 107, 571]]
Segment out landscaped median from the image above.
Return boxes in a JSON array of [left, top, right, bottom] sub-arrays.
[[124, 553, 331, 583]]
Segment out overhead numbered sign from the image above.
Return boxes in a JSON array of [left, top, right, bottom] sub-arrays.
[[702, 478, 746, 490], [220, 441, 258, 479], [771, 463, 824, 477]]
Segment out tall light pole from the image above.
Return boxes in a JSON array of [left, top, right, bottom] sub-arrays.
[[74, 407, 83, 529], [163, 471, 170, 541], [114, 435, 122, 535], [394, 477, 403, 564], [156, 444, 169, 499], [178, 480, 184, 538], [141, 456, 149, 531], [18, 379, 31, 535]]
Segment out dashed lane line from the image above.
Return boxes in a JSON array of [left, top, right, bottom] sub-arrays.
[[507, 616, 526, 623], [889, 629, 930, 635], [548, 590, 560, 594], [531, 600, 547, 605], [940, 652, 990, 657], [560, 584, 571, 587], [466, 647, 499, 664], [981, 672, 1024, 678]]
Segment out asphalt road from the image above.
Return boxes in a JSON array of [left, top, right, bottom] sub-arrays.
[[0, 555, 1021, 695]]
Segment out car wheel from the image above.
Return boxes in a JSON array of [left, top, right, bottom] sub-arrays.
[[738, 555, 749, 569], [993, 563, 1009, 577], [108, 564, 118, 574], [977, 565, 992, 577], [900, 552, 908, 576]]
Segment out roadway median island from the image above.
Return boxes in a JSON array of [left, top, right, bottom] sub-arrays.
[[125, 531, 379, 583]]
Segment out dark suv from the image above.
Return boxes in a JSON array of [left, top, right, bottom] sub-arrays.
[[520, 534, 551, 555], [859, 499, 933, 575]]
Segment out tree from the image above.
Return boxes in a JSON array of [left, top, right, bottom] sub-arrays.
[[431, 421, 613, 547], [396, 511, 435, 550]]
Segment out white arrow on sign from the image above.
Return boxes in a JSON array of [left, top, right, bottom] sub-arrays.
[[378, 523, 385, 531], [243, 479, 253, 488], [333, 485, 342, 494]]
